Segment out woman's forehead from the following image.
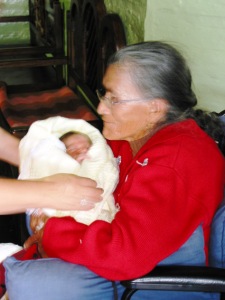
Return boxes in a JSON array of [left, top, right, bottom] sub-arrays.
[[103, 64, 138, 95], [104, 64, 129, 84]]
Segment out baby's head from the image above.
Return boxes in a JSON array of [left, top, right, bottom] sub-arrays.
[[60, 131, 92, 163]]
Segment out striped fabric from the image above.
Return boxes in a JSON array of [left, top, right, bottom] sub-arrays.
[[0, 85, 97, 129]]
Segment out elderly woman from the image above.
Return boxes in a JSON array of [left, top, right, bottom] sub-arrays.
[[4, 42, 225, 300]]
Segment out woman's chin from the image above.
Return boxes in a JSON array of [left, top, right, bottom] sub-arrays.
[[102, 128, 115, 140]]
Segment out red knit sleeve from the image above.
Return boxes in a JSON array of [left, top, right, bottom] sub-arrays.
[[42, 166, 223, 280], [42, 129, 224, 281]]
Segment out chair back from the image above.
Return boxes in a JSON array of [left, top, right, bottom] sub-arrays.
[[209, 190, 225, 268], [209, 111, 225, 267], [217, 110, 225, 155]]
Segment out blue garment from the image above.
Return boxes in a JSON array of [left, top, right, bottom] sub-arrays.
[[128, 226, 219, 300], [4, 225, 219, 300], [4, 257, 124, 300], [26, 213, 33, 236]]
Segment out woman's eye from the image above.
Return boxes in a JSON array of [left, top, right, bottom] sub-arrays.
[[99, 87, 106, 97]]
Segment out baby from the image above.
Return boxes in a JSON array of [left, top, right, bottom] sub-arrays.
[[60, 131, 92, 163], [27, 131, 93, 234], [19, 116, 119, 231]]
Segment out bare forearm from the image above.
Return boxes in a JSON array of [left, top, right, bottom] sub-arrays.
[[0, 178, 56, 214], [0, 174, 103, 215]]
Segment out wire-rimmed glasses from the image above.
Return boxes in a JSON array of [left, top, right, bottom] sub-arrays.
[[96, 88, 151, 108]]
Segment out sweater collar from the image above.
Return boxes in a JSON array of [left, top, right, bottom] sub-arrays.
[[128, 119, 197, 157], [129, 132, 153, 156]]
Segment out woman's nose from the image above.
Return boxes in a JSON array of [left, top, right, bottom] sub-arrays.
[[97, 100, 109, 115]]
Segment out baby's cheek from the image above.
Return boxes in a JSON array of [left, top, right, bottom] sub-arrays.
[[68, 149, 82, 159]]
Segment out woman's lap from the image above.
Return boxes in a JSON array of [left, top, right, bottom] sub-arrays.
[[3, 225, 219, 300], [3, 256, 219, 300], [3, 256, 125, 300]]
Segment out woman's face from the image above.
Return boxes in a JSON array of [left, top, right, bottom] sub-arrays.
[[97, 64, 165, 141]]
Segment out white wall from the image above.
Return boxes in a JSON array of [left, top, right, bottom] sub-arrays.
[[145, 0, 225, 113]]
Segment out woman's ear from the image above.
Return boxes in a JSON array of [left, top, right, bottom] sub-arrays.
[[147, 98, 168, 114]]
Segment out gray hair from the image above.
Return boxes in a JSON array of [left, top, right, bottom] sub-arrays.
[[107, 41, 197, 124], [107, 41, 224, 144]]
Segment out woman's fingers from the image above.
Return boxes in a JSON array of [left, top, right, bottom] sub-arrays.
[[24, 233, 39, 249], [39, 173, 103, 211]]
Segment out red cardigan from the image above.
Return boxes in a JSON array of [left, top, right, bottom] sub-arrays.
[[43, 119, 225, 280]]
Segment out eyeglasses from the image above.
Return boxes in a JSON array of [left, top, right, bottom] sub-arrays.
[[96, 88, 151, 108]]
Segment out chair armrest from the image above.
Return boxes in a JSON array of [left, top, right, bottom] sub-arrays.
[[10, 126, 29, 139], [121, 265, 225, 293]]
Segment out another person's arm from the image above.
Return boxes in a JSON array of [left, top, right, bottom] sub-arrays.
[[0, 127, 103, 214], [0, 127, 20, 166], [0, 174, 102, 214]]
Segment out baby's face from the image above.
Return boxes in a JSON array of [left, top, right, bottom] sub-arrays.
[[62, 133, 91, 162]]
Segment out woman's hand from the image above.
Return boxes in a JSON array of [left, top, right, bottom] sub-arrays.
[[24, 215, 49, 258], [40, 174, 103, 211], [29, 212, 49, 234]]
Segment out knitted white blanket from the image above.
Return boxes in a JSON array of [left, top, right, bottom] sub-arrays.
[[0, 243, 22, 263], [19, 116, 119, 224]]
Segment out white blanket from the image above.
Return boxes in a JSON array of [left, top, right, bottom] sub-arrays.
[[19, 116, 119, 224], [0, 243, 22, 263]]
